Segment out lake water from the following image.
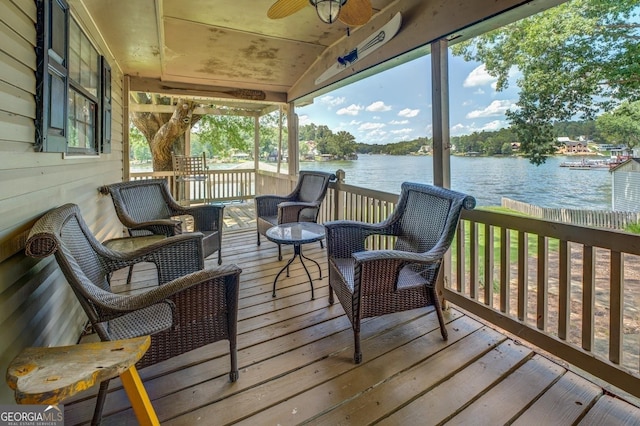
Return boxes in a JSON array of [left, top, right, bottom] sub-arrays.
[[299, 155, 612, 210]]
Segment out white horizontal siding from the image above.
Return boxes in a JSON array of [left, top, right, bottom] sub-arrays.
[[613, 170, 640, 212], [0, 0, 125, 403]]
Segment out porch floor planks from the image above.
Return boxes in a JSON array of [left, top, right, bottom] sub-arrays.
[[69, 225, 640, 425], [337, 337, 532, 426], [164, 311, 472, 426], [237, 325, 509, 426], [512, 371, 602, 425], [446, 354, 565, 425], [579, 395, 640, 425]]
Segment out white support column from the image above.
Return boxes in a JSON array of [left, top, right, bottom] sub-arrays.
[[277, 106, 282, 174], [431, 39, 451, 189], [123, 75, 130, 181], [254, 115, 260, 172], [431, 39, 452, 305], [287, 103, 299, 176]]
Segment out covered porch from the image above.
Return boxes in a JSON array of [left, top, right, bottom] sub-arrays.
[[61, 198, 640, 424], [2, 0, 640, 422]]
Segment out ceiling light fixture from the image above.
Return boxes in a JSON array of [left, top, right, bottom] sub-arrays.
[[310, 0, 347, 24]]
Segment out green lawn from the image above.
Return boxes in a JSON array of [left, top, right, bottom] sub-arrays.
[[453, 206, 560, 289]]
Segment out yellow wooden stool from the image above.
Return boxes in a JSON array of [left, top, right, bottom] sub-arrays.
[[6, 336, 159, 426]]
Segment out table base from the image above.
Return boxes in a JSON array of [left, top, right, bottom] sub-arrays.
[[272, 243, 322, 300]]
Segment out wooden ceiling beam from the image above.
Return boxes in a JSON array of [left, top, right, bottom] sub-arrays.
[[129, 103, 260, 117]]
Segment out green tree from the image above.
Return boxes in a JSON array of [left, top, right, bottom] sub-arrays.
[[312, 125, 334, 154], [452, 0, 640, 164], [129, 124, 151, 163], [194, 115, 254, 158], [326, 131, 357, 158], [596, 101, 640, 153], [258, 111, 287, 160], [299, 123, 318, 141]]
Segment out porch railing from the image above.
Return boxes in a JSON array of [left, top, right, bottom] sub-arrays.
[[447, 209, 640, 399], [129, 169, 255, 203], [130, 167, 640, 398], [321, 170, 640, 399]]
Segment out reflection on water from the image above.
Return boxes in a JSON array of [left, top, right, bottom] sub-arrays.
[[300, 155, 612, 210]]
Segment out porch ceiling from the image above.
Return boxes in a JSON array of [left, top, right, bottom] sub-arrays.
[[75, 0, 567, 106], [78, 0, 387, 101]]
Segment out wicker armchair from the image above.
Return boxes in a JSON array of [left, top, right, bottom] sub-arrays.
[[255, 170, 336, 260], [25, 203, 241, 425], [102, 179, 224, 264], [325, 182, 475, 363]]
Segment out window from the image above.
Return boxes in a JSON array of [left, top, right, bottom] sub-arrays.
[[36, 0, 111, 154]]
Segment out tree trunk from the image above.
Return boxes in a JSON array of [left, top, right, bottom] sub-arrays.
[[130, 96, 202, 172]]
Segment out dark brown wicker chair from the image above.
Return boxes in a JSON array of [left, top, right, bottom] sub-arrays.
[[102, 179, 224, 264], [25, 203, 241, 425], [325, 182, 475, 363], [255, 170, 336, 260]]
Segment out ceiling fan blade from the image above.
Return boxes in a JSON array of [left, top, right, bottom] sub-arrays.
[[267, 0, 309, 19], [338, 0, 372, 26]]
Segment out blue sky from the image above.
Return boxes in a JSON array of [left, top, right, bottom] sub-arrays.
[[297, 53, 521, 145]]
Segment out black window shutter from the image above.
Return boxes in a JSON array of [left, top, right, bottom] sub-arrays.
[[101, 56, 112, 153], [36, 0, 69, 152]]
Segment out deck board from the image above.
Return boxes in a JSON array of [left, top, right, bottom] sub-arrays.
[[512, 371, 602, 426], [376, 339, 532, 426], [65, 209, 640, 425]]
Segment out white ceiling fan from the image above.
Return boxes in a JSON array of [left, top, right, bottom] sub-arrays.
[[267, 0, 373, 25]]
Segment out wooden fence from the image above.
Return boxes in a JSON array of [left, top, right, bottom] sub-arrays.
[[501, 197, 640, 229]]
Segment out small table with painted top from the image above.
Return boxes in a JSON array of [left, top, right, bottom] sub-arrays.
[[266, 222, 325, 300], [6, 336, 159, 426]]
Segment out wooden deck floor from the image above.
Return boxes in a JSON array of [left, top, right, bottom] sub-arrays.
[[66, 204, 640, 425]]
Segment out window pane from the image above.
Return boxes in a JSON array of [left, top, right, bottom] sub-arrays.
[[69, 20, 80, 82], [68, 90, 96, 153], [69, 18, 98, 97], [50, 0, 66, 65]]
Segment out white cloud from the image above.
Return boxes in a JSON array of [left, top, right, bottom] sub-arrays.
[[365, 101, 392, 112], [390, 128, 413, 135], [319, 95, 346, 107], [466, 100, 515, 119], [473, 88, 486, 95], [298, 114, 312, 126], [389, 119, 409, 125], [424, 124, 433, 138], [398, 108, 420, 118], [464, 65, 496, 87], [450, 120, 507, 136], [478, 120, 504, 131], [346, 119, 362, 126], [462, 100, 473, 107], [451, 123, 468, 136], [364, 129, 388, 143], [358, 122, 386, 131], [336, 104, 363, 116]]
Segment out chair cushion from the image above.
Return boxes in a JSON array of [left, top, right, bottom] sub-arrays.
[[262, 215, 278, 226], [397, 265, 435, 289], [107, 303, 174, 340], [333, 258, 436, 291]]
